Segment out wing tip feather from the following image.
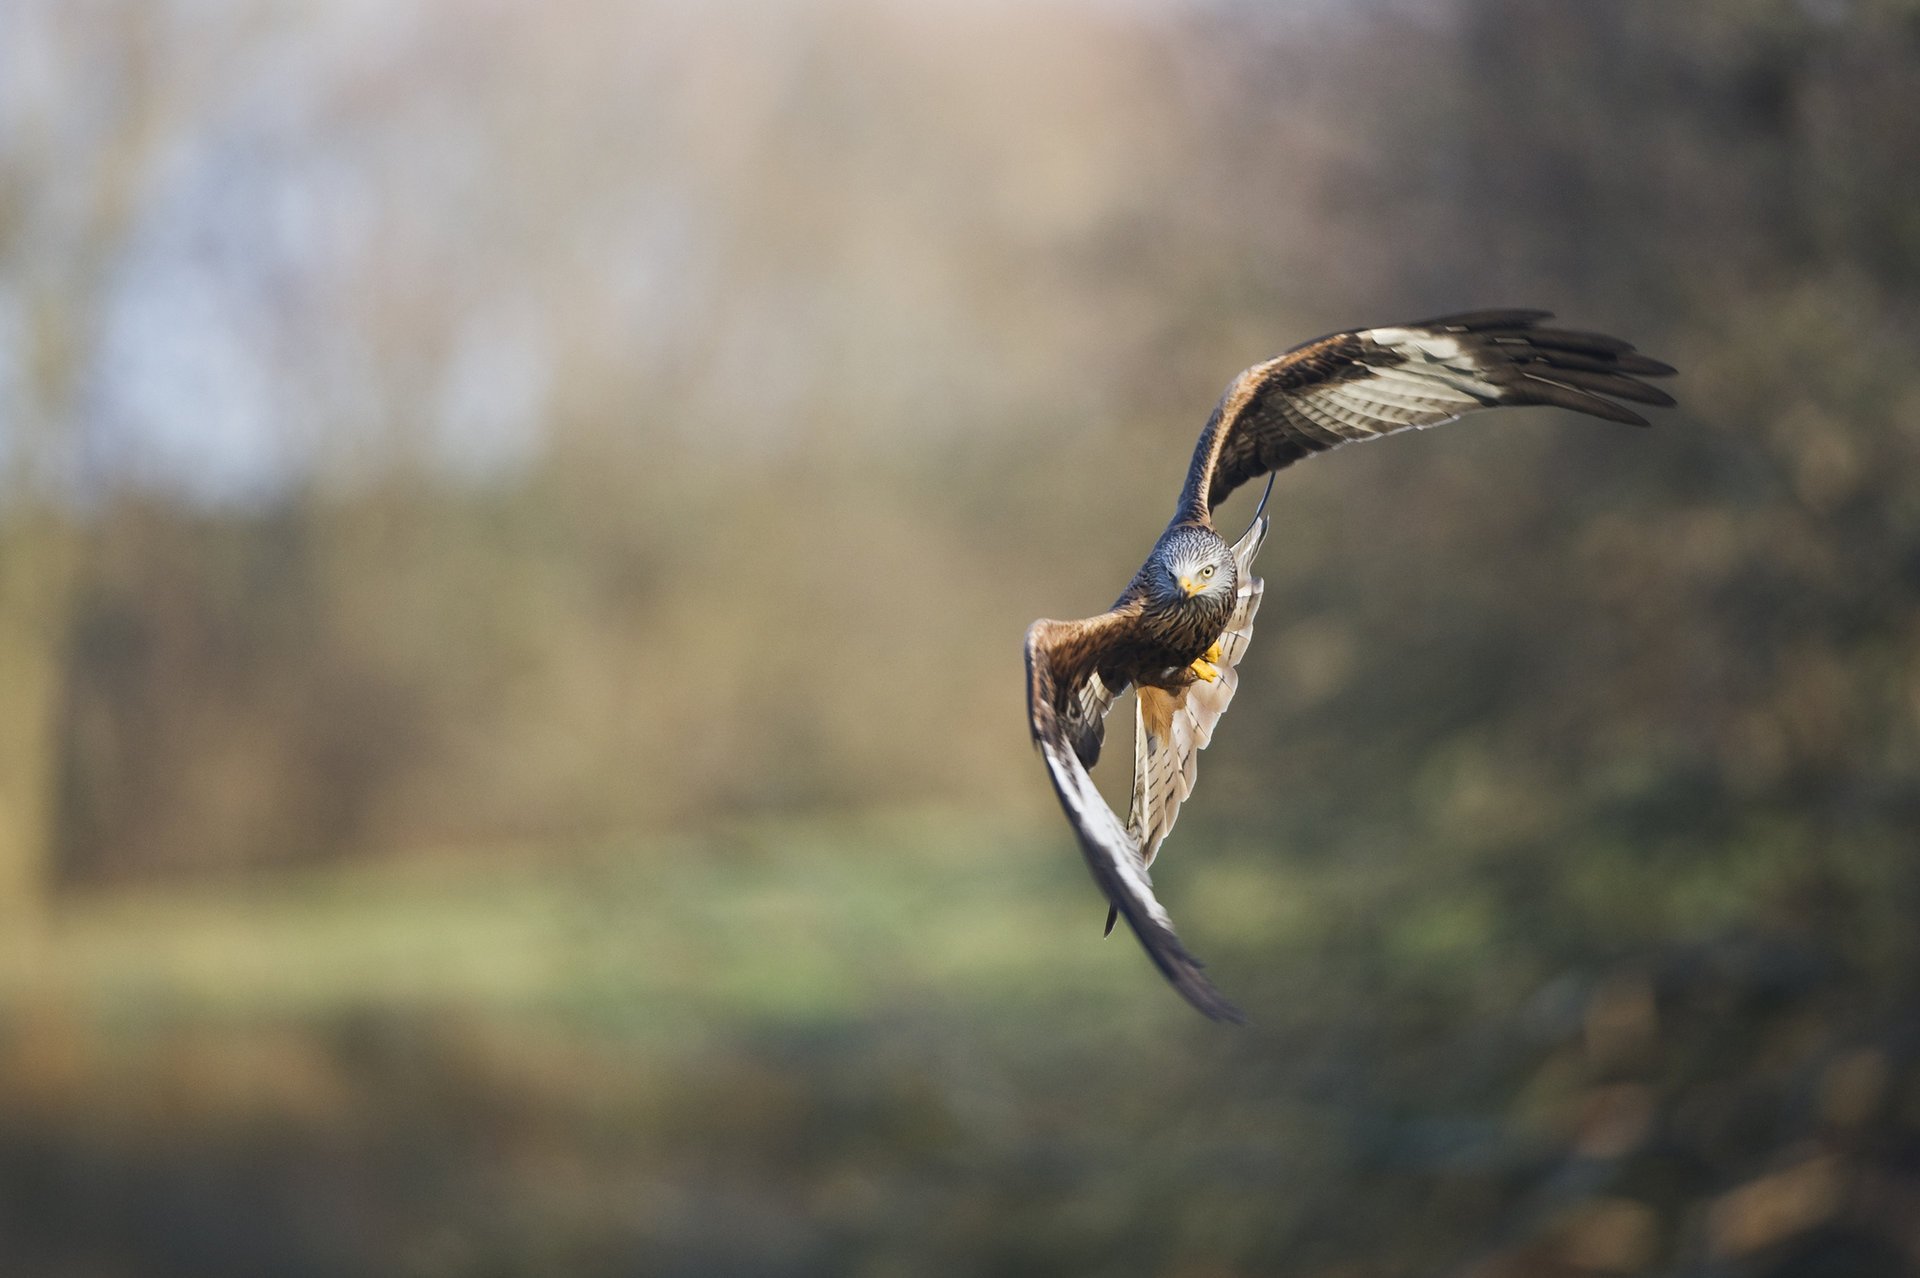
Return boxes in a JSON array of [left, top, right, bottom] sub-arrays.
[[1036, 716, 1244, 1024], [1123, 910, 1246, 1023]]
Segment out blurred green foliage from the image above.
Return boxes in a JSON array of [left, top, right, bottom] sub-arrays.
[[3, 0, 1920, 1273]]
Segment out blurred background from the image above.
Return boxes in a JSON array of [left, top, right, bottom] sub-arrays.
[[3, 0, 1919, 1273]]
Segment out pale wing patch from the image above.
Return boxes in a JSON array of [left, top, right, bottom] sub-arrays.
[[1345, 367, 1487, 414], [1365, 326, 1462, 356], [1308, 351, 1495, 437], [1319, 381, 1468, 431], [1290, 324, 1528, 444]]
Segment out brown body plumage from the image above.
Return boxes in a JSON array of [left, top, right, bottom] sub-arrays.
[[1026, 310, 1675, 1021]]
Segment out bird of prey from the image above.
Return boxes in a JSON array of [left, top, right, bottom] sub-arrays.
[[1024, 310, 1674, 1021]]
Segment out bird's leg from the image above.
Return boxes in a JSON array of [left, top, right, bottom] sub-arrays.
[[1188, 641, 1224, 684]]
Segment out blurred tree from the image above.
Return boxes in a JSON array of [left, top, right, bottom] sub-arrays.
[[0, 9, 194, 911]]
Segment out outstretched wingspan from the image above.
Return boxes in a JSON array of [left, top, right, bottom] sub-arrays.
[[1176, 310, 1676, 522], [1025, 309, 1673, 1021], [1025, 613, 1244, 1022]]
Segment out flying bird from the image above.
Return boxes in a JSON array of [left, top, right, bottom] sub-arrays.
[[1024, 310, 1675, 1021]]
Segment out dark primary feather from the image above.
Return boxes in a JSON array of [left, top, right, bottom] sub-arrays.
[[1176, 310, 1677, 520]]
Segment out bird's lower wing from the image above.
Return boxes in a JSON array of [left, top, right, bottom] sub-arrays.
[[1026, 617, 1243, 1023]]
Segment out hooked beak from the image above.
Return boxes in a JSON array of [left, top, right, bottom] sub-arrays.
[[1179, 576, 1200, 597]]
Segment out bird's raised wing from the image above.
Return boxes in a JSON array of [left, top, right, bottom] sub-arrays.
[[1127, 512, 1268, 877], [1176, 310, 1676, 522], [1025, 610, 1243, 1022]]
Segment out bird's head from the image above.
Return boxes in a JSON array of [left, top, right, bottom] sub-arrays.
[[1152, 527, 1235, 607]]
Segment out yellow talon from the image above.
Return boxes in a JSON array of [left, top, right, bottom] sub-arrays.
[[1188, 658, 1221, 683], [1203, 641, 1223, 664]]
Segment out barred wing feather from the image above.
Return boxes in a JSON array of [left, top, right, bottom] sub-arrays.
[[1177, 310, 1676, 521]]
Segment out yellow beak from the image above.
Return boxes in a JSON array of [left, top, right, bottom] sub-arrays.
[[1179, 576, 1199, 597]]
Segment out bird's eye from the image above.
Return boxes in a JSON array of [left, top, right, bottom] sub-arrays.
[[1200, 565, 1215, 579]]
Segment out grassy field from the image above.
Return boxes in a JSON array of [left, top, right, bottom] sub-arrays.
[[3, 809, 1272, 1030], [3, 810, 1916, 1276], [0, 811, 1314, 1275]]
